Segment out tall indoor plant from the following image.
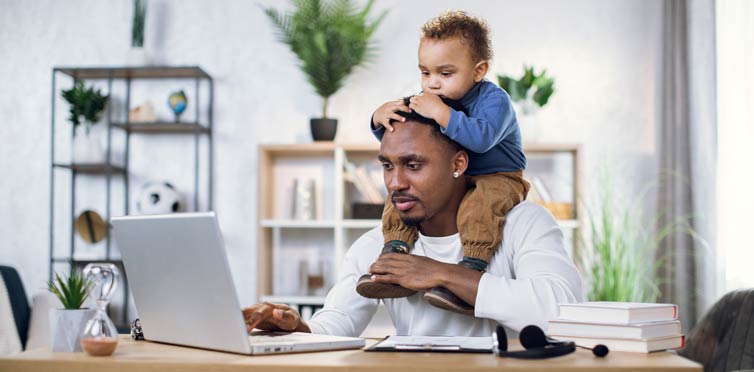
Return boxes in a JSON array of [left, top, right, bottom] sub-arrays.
[[579, 170, 707, 302], [61, 81, 109, 163], [47, 268, 95, 352], [264, 0, 386, 141]]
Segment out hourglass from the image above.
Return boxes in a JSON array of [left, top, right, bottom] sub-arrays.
[[80, 263, 120, 356]]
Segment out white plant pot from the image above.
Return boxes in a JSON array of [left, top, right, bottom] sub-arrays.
[[127, 47, 151, 66], [48, 308, 96, 352], [72, 126, 105, 164]]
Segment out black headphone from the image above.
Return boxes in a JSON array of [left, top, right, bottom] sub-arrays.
[[493, 325, 609, 359]]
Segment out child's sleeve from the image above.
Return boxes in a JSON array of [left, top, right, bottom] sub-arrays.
[[441, 90, 518, 153], [369, 113, 385, 142]]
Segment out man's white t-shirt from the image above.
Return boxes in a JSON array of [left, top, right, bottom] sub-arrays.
[[307, 201, 583, 337]]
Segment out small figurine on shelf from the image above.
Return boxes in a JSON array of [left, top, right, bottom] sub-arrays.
[[167, 90, 187, 123], [130, 318, 144, 340], [128, 101, 157, 123]]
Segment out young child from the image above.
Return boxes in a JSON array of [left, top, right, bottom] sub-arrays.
[[356, 10, 529, 316]]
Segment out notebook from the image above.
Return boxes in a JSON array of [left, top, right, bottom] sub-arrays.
[[557, 302, 678, 324], [111, 212, 365, 355]]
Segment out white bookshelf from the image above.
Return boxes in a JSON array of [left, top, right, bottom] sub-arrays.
[[257, 142, 583, 307]]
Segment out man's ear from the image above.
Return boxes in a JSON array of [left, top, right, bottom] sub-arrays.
[[473, 60, 489, 82], [453, 149, 469, 177]]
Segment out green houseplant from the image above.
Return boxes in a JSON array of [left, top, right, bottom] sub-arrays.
[[580, 170, 707, 302], [47, 268, 96, 352], [497, 66, 555, 115], [264, 0, 386, 141], [61, 81, 109, 163]]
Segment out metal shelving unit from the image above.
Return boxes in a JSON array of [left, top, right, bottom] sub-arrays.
[[49, 66, 213, 330]]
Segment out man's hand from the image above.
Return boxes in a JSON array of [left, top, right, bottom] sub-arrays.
[[242, 302, 311, 334], [372, 99, 411, 132], [368, 253, 448, 291], [409, 93, 451, 127], [368, 253, 483, 306]]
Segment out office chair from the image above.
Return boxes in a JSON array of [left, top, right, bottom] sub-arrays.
[[0, 265, 30, 354], [677, 288, 754, 372]]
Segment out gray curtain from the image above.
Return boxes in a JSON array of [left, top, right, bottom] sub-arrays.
[[657, 0, 717, 331]]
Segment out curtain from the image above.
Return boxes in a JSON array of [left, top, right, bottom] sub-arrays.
[[657, 0, 717, 331]]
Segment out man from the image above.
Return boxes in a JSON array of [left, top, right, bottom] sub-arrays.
[[244, 110, 582, 337]]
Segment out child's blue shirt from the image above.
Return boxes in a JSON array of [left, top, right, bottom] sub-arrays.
[[371, 80, 526, 175]]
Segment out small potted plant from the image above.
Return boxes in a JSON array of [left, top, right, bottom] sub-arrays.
[[497, 66, 554, 142], [47, 268, 96, 352], [61, 81, 109, 163], [264, 0, 386, 141]]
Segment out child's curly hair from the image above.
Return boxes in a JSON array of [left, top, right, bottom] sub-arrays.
[[420, 10, 492, 62]]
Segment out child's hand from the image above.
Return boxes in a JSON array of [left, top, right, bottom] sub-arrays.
[[373, 99, 411, 132], [409, 93, 451, 127]]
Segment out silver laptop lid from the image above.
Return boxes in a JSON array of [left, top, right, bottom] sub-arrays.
[[112, 212, 252, 354]]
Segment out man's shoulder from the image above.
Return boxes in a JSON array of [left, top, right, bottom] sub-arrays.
[[505, 201, 559, 230], [346, 226, 383, 257]]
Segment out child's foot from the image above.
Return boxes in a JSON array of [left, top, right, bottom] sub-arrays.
[[356, 240, 417, 298], [423, 258, 487, 316]]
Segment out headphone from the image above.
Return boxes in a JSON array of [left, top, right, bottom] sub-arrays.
[[493, 325, 609, 359]]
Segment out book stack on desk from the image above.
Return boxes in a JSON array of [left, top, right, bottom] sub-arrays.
[[547, 302, 685, 353]]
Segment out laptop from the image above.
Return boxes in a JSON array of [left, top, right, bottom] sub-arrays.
[[111, 212, 365, 355]]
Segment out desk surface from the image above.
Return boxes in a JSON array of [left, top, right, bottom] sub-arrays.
[[1, 335, 701, 372]]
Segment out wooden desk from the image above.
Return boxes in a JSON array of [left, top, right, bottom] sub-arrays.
[[0, 335, 701, 372]]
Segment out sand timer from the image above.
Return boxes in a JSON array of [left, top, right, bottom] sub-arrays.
[[81, 263, 120, 356]]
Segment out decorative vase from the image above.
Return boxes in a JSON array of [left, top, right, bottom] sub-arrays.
[[72, 125, 105, 164], [126, 47, 150, 66], [48, 308, 96, 352], [310, 118, 337, 141], [515, 99, 543, 144]]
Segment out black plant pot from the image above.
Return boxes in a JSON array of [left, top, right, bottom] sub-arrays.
[[310, 118, 338, 141]]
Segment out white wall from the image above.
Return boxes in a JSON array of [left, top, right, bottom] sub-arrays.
[[0, 0, 662, 307]]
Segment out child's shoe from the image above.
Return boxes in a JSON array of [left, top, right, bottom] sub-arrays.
[[423, 258, 486, 316], [356, 240, 417, 298]]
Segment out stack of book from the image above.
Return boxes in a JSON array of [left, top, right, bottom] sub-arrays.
[[548, 302, 685, 353]]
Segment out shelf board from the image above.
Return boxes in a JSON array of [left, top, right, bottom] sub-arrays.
[[342, 219, 381, 229], [52, 258, 123, 264], [260, 143, 379, 156], [261, 219, 577, 229], [261, 219, 337, 228], [112, 122, 211, 134], [55, 66, 211, 79], [524, 143, 581, 153], [53, 163, 126, 175], [260, 295, 326, 306]]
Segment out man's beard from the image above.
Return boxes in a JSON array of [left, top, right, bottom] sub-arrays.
[[400, 215, 427, 227]]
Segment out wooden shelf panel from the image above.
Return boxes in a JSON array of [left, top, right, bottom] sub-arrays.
[[53, 163, 126, 175], [342, 219, 381, 229], [52, 258, 123, 264], [524, 143, 581, 153], [261, 219, 337, 228], [113, 122, 211, 134], [260, 143, 379, 156], [55, 66, 211, 79]]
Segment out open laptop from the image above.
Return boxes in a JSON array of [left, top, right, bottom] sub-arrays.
[[111, 212, 365, 355]]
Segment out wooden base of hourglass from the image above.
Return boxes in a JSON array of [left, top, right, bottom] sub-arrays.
[[81, 337, 118, 356]]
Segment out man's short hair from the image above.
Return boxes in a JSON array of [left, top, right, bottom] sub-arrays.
[[391, 96, 466, 153], [420, 10, 492, 62]]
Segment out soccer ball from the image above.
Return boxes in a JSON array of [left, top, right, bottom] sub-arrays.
[[135, 181, 185, 215]]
